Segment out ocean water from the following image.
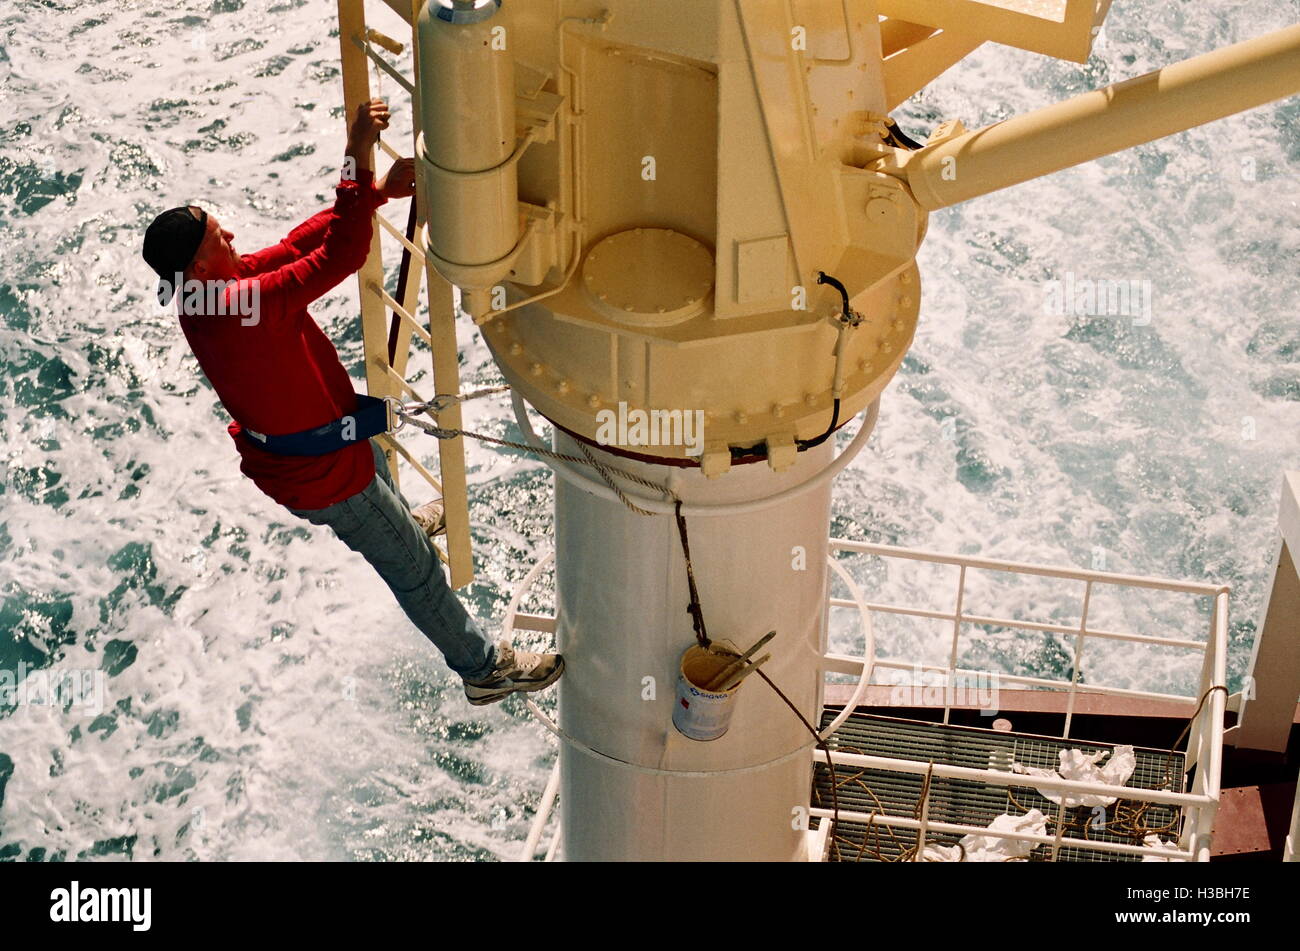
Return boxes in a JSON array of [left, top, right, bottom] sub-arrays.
[[0, 0, 1296, 861]]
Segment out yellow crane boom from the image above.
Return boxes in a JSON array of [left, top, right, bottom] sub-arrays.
[[899, 23, 1300, 210]]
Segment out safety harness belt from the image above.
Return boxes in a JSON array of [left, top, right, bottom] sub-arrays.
[[240, 394, 392, 456]]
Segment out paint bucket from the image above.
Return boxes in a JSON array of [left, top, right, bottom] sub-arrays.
[[672, 645, 744, 742]]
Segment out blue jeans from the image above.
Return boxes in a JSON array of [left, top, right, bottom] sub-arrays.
[[286, 439, 496, 682]]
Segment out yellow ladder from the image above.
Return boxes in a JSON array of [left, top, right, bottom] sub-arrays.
[[336, 0, 475, 588]]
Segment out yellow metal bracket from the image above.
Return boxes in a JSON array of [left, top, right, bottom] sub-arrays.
[[877, 0, 1112, 64]]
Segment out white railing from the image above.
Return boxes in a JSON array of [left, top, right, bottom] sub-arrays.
[[515, 539, 1230, 862], [821, 539, 1229, 862]]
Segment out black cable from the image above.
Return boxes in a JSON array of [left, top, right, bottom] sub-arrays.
[[723, 272, 854, 459], [883, 118, 924, 151], [793, 271, 852, 450], [795, 399, 841, 451], [673, 499, 711, 651], [817, 270, 852, 318], [386, 200, 419, 366]]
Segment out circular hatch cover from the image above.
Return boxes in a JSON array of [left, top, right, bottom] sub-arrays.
[[582, 228, 714, 327]]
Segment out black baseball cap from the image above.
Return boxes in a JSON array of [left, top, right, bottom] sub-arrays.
[[142, 206, 207, 305]]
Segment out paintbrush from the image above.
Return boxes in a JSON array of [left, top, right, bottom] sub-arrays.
[[704, 630, 776, 690], [718, 652, 771, 691]]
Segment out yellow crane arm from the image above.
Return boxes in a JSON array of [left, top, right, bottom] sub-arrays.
[[900, 23, 1300, 211]]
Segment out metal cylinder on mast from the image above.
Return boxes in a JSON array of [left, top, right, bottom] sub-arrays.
[[551, 431, 839, 862], [416, 0, 519, 289]]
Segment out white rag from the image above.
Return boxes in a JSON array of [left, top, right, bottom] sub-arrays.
[[920, 809, 1049, 862], [1013, 745, 1137, 808], [1140, 834, 1183, 861]]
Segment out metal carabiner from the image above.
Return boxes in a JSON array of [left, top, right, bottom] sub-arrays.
[[383, 396, 407, 434]]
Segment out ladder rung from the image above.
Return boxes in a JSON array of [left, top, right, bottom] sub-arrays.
[[367, 281, 433, 347], [375, 433, 443, 496], [377, 137, 404, 163], [514, 613, 557, 634], [375, 210, 425, 261], [378, 362, 432, 405], [365, 27, 404, 56], [351, 33, 415, 95]]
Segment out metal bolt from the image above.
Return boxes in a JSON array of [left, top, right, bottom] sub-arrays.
[[509, 342, 522, 356], [529, 362, 543, 376]]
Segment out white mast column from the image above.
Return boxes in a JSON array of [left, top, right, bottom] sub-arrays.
[[551, 431, 839, 862]]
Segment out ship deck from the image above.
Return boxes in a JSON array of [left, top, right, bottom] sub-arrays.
[[814, 711, 1184, 862]]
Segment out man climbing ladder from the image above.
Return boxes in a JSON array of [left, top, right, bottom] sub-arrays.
[[141, 97, 563, 706]]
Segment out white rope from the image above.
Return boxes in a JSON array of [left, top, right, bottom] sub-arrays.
[[512, 390, 879, 518], [819, 556, 876, 741]]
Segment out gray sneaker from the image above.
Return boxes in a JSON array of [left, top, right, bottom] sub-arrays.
[[463, 640, 564, 706], [411, 499, 446, 537]]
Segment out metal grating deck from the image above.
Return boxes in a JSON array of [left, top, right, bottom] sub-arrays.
[[812, 710, 1186, 862]]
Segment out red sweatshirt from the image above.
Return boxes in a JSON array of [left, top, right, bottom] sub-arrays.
[[179, 170, 388, 510]]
